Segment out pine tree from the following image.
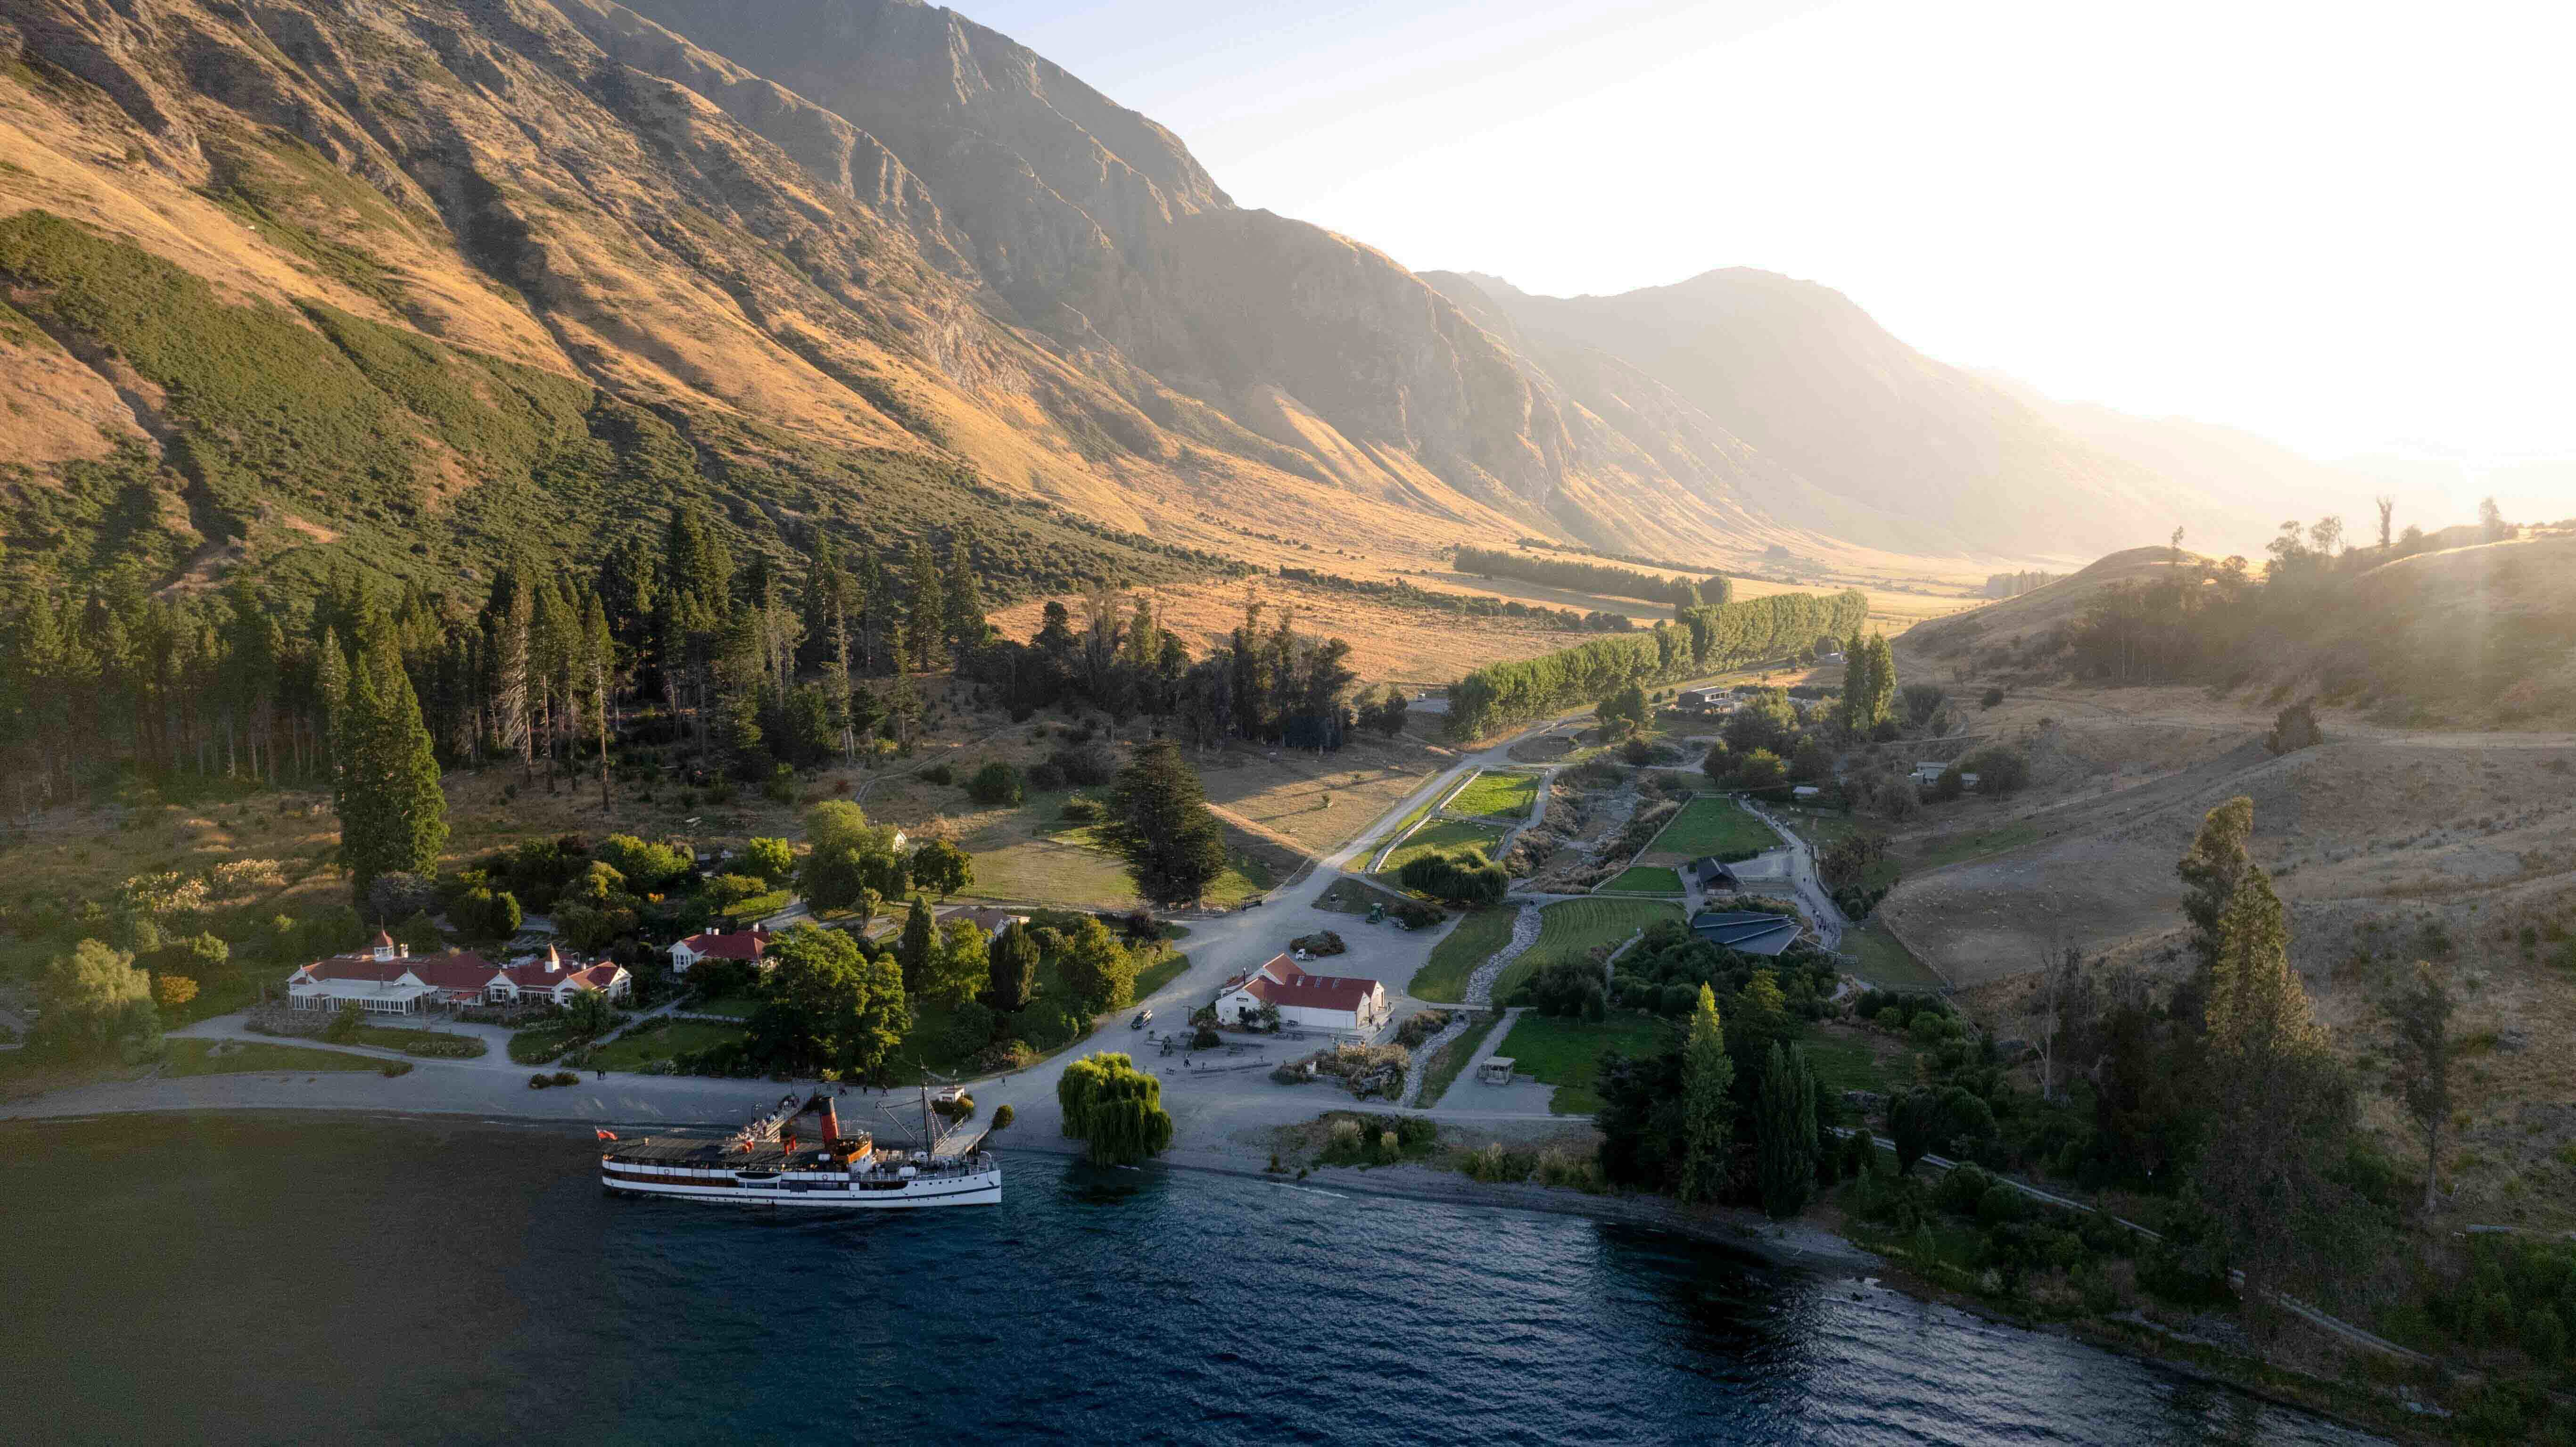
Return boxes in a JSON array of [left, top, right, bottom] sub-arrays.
[[943, 530, 988, 662], [897, 897, 935, 997], [485, 566, 534, 778], [903, 542, 945, 668], [1101, 740, 1229, 908], [2383, 961, 2453, 1216], [337, 632, 449, 911], [581, 592, 615, 809], [1755, 1041, 1819, 1219], [2204, 865, 2321, 1058], [988, 920, 1040, 1013], [1678, 983, 1735, 1204], [313, 625, 350, 781], [2178, 797, 2257, 985]]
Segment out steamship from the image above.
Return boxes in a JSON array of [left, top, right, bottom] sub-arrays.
[[598, 1088, 1001, 1209]]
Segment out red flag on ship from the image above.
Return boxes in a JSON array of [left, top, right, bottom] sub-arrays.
[[595, 1129, 618, 1141]]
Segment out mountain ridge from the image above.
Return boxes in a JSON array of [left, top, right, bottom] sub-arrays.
[[0, 0, 2396, 599]]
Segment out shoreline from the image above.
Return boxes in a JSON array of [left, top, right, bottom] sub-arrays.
[[4, 1096, 2428, 1440]]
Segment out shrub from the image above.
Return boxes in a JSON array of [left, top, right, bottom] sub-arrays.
[[1394, 1010, 1452, 1049], [967, 762, 1024, 807], [551, 1070, 580, 1086], [1980, 687, 2006, 709], [1192, 1025, 1219, 1050], [1026, 761, 1066, 790], [1289, 929, 1346, 957], [1059, 795, 1103, 822], [1053, 743, 1119, 787], [528, 1072, 554, 1089], [921, 762, 956, 786], [1959, 746, 2030, 796]]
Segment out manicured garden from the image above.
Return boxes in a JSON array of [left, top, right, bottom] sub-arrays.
[[1645, 797, 1780, 858], [1597, 866, 1684, 896], [1444, 770, 1542, 822], [1492, 1009, 1671, 1114], [1409, 907, 1518, 1004], [1493, 898, 1683, 1001]]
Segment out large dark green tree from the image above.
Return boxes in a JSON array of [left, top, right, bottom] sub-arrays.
[[1100, 740, 1229, 908], [336, 633, 449, 912], [745, 926, 908, 1080], [988, 920, 1040, 1014], [1755, 1041, 1819, 1219]]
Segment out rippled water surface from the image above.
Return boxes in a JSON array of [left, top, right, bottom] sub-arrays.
[[0, 1116, 2380, 1445]]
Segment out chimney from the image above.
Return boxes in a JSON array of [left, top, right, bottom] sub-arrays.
[[811, 1096, 841, 1145]]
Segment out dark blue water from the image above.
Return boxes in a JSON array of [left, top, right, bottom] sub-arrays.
[[0, 1116, 2377, 1445]]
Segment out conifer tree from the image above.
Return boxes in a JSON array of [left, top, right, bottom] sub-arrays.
[[581, 592, 614, 809], [313, 625, 350, 782], [943, 530, 989, 662], [903, 541, 945, 668], [337, 633, 449, 911], [1678, 983, 1735, 1204], [897, 896, 936, 997], [2178, 797, 2258, 986], [1755, 1041, 1819, 1219], [988, 920, 1039, 1013], [1101, 740, 1229, 908]]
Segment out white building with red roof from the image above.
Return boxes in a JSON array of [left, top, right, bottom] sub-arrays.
[[669, 927, 771, 975], [287, 935, 627, 1014], [1217, 954, 1389, 1035]]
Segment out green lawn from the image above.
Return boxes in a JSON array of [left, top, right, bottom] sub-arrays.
[[1494, 1010, 1672, 1114], [1414, 1011, 1502, 1108], [162, 1039, 396, 1077], [591, 1018, 747, 1072], [1598, 866, 1684, 896], [345, 1024, 486, 1058], [1646, 796, 1780, 858], [1131, 948, 1192, 1003], [1377, 819, 1506, 877], [1847, 920, 1948, 990], [1445, 770, 1542, 822], [693, 995, 760, 1019], [1907, 821, 2042, 873], [1494, 898, 1684, 1001], [1410, 907, 1517, 1004], [1800, 1025, 1907, 1096]]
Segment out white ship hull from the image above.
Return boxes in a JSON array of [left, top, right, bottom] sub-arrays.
[[603, 1167, 1001, 1209]]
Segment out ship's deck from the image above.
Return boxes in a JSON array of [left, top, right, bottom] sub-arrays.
[[605, 1135, 874, 1169]]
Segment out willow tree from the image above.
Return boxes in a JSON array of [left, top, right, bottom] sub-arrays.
[[1057, 1052, 1173, 1165]]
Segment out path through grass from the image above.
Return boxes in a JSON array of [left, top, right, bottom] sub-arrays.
[[1410, 907, 1515, 1003], [1494, 898, 1683, 1002], [1414, 1011, 1501, 1108]]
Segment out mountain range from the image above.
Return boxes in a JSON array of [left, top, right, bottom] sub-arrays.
[[0, 0, 2409, 597]]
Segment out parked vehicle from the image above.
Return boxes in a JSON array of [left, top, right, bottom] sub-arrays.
[[1130, 1009, 1153, 1029]]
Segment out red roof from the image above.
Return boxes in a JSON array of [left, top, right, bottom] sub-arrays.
[[677, 929, 769, 961], [298, 950, 494, 987], [1233, 954, 1380, 1012]]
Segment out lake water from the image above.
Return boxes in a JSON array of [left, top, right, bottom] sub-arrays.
[[0, 1115, 2381, 1445]]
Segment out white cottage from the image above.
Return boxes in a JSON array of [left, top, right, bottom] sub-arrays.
[[1217, 954, 1389, 1034]]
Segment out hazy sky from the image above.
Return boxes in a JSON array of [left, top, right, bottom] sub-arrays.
[[958, 0, 2576, 478]]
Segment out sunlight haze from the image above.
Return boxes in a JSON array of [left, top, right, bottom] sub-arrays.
[[965, 0, 2576, 480]]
